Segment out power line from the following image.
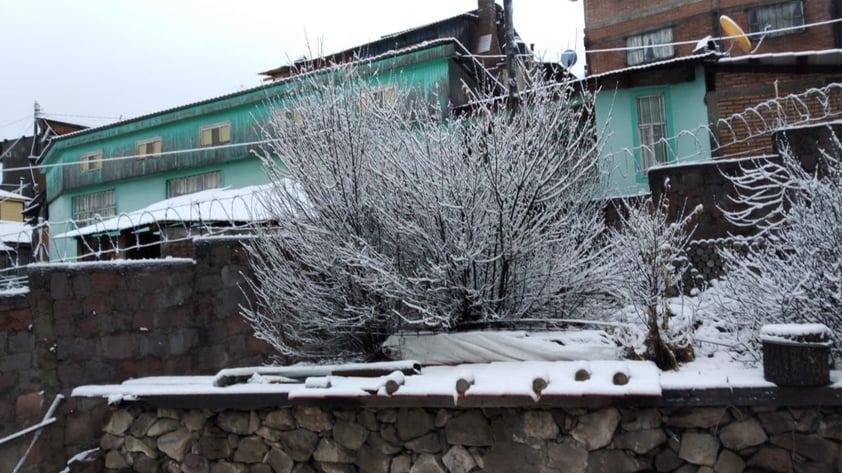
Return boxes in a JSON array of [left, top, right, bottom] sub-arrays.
[[1, 138, 272, 174], [0, 115, 31, 131], [40, 112, 122, 121], [585, 17, 842, 54]]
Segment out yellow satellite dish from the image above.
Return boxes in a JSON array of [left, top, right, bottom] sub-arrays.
[[720, 15, 751, 54]]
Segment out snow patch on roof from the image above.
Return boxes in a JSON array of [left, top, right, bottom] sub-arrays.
[[0, 220, 32, 246], [0, 189, 29, 201], [717, 48, 842, 64], [54, 184, 287, 239]]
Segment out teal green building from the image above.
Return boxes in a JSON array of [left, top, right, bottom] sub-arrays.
[[591, 55, 715, 197], [38, 1, 528, 260], [39, 39, 506, 260]]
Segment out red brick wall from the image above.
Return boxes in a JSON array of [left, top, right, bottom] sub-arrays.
[[708, 70, 842, 158], [584, 0, 838, 74]]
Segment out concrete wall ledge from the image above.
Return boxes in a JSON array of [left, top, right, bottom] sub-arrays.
[[84, 385, 842, 411]]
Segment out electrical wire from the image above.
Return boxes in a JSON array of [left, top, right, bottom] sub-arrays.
[[40, 112, 122, 121], [0, 120, 34, 161], [584, 17, 842, 54], [0, 138, 272, 174], [0, 115, 31, 130]]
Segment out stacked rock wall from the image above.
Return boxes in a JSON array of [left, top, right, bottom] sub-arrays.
[[97, 403, 842, 473]]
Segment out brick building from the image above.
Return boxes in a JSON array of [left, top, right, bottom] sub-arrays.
[[589, 49, 842, 197], [583, 0, 842, 74], [707, 49, 842, 158], [582, 0, 842, 196]]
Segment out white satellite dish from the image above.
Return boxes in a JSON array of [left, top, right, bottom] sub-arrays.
[[560, 49, 578, 68]]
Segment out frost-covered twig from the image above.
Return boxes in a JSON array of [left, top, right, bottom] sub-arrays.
[[714, 126, 842, 361], [241, 64, 611, 361]]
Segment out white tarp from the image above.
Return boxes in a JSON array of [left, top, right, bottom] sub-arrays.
[[382, 330, 620, 364]]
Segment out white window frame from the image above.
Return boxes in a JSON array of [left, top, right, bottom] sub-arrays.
[[626, 27, 674, 66], [167, 171, 222, 198], [636, 94, 668, 171], [79, 151, 103, 173], [359, 84, 399, 113], [748, 1, 805, 36], [200, 122, 231, 147], [72, 189, 116, 224], [136, 137, 162, 159], [278, 109, 304, 130]]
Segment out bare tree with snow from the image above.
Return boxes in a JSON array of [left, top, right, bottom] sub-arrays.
[[714, 128, 842, 360], [607, 186, 701, 370], [241, 64, 613, 361]]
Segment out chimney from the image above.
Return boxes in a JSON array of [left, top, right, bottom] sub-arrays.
[[474, 0, 502, 69]]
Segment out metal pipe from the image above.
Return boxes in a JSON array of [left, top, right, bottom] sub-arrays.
[[11, 393, 64, 473], [0, 417, 57, 446]]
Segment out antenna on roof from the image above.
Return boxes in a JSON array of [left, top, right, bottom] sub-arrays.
[[719, 15, 751, 55]]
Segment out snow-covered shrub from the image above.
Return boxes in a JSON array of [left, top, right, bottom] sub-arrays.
[[714, 129, 842, 361], [241, 65, 612, 361], [607, 188, 701, 370]]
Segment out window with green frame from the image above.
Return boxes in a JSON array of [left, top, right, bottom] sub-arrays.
[[636, 93, 668, 172]]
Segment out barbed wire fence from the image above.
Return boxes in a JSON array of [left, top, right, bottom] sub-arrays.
[[0, 186, 279, 290], [601, 82, 842, 184], [0, 82, 839, 291]]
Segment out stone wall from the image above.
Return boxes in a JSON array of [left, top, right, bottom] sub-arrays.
[[648, 158, 767, 241], [0, 237, 271, 473], [96, 402, 842, 473]]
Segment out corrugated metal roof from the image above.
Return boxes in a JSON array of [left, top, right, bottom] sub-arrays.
[[48, 38, 465, 146], [716, 48, 842, 67], [583, 52, 721, 81]]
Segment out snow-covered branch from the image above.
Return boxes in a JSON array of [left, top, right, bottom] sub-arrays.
[[714, 126, 842, 360], [241, 65, 611, 361], [606, 186, 701, 369]]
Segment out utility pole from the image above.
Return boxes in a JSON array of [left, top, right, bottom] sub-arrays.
[[33, 101, 41, 156], [504, 0, 520, 115]]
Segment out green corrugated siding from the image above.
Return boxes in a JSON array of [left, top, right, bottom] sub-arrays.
[[596, 64, 712, 197], [43, 44, 456, 260], [43, 44, 455, 203]]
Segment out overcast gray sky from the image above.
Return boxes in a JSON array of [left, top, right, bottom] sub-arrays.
[[0, 1, 584, 137]]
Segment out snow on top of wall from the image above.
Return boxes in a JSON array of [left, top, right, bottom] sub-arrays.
[[759, 323, 833, 346], [30, 257, 195, 270], [72, 353, 842, 406], [647, 154, 779, 173], [72, 360, 663, 404]]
